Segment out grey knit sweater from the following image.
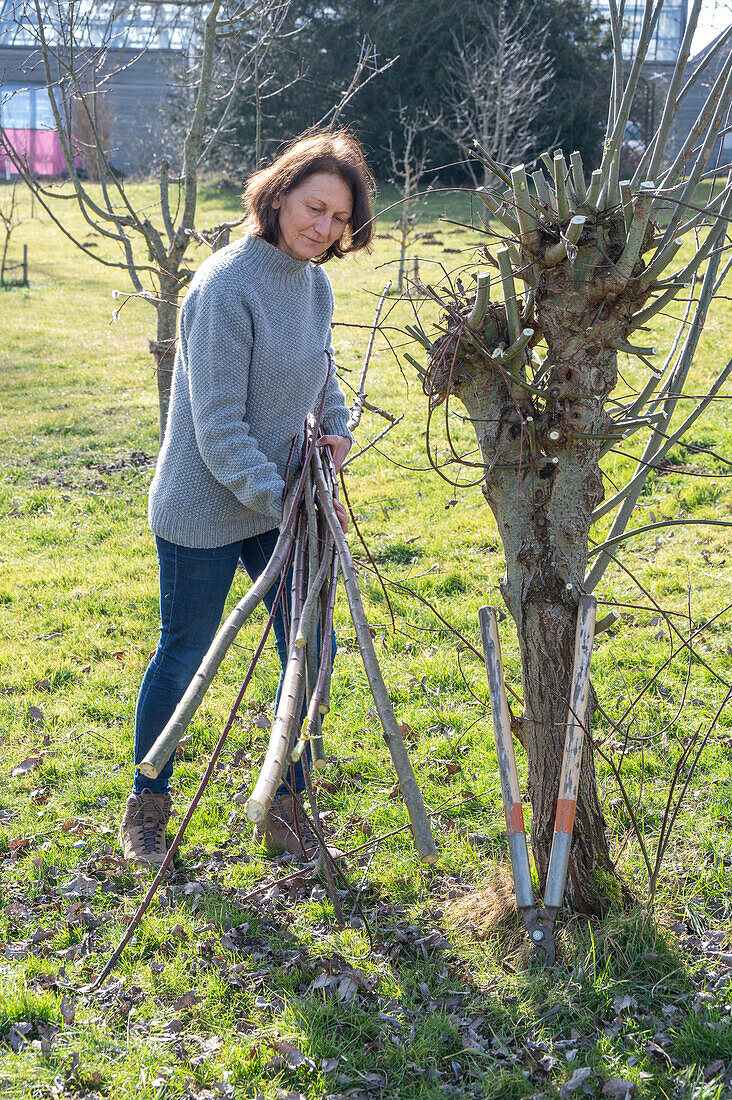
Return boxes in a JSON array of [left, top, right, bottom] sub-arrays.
[[148, 234, 353, 549]]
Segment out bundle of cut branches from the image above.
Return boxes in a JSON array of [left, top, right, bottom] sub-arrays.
[[138, 419, 436, 865]]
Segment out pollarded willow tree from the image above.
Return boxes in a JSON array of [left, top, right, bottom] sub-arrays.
[[407, 0, 732, 915]]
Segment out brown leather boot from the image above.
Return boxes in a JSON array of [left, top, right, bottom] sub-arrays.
[[120, 789, 172, 867], [253, 792, 342, 862]]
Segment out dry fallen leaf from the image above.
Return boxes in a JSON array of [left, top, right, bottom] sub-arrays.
[[61, 873, 98, 898], [271, 1039, 308, 1068], [173, 991, 202, 1012], [10, 755, 43, 778], [59, 996, 76, 1025], [6, 1023, 31, 1052], [33, 678, 51, 692], [560, 1067, 594, 1096], [612, 994, 637, 1016], [27, 705, 45, 728], [602, 1080, 636, 1099], [337, 975, 358, 1002], [163, 1018, 185, 1034], [8, 837, 31, 856]]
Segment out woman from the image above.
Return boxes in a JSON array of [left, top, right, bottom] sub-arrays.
[[121, 130, 375, 866]]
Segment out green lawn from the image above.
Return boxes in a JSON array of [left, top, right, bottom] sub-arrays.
[[0, 179, 731, 1099]]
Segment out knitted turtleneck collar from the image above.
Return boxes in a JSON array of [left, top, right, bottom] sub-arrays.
[[244, 232, 313, 280]]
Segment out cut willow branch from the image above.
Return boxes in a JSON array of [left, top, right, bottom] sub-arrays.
[[511, 164, 538, 246], [473, 139, 513, 187], [305, 474, 325, 767], [497, 247, 521, 341], [295, 528, 334, 648], [613, 182, 656, 283], [585, 168, 605, 210], [246, 523, 308, 824], [475, 188, 521, 236], [570, 151, 586, 203], [501, 328, 534, 361], [404, 323, 432, 350], [318, 555, 338, 715], [294, 548, 338, 764], [552, 152, 570, 221], [532, 169, 555, 213], [620, 179, 634, 233], [545, 215, 586, 266], [468, 272, 491, 328], [312, 449, 438, 864]]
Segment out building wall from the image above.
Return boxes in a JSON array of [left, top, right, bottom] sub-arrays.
[[0, 43, 182, 175], [669, 32, 732, 173], [588, 4, 730, 170], [591, 0, 689, 61]]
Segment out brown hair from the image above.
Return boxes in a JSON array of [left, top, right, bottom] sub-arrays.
[[243, 129, 375, 263]]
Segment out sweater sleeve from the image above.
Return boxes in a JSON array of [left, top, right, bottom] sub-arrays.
[[182, 280, 285, 523]]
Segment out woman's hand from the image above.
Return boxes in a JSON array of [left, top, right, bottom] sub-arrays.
[[333, 499, 349, 534], [318, 434, 352, 473], [317, 435, 350, 531]]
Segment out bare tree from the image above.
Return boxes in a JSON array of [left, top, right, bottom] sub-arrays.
[[435, 0, 555, 189], [386, 105, 430, 294], [0, 180, 24, 285], [409, 0, 732, 915], [210, 24, 393, 173], [0, 0, 279, 440], [200, 0, 302, 171], [0, 1, 392, 441]]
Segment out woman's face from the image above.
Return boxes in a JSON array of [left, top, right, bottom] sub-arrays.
[[272, 172, 353, 261]]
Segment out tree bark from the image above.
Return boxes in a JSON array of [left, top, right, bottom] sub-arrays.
[[149, 273, 180, 444], [429, 234, 639, 915], [456, 380, 620, 912]]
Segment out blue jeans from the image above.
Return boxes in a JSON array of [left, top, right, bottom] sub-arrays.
[[133, 529, 327, 796]]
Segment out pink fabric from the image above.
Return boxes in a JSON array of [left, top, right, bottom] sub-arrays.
[[1, 129, 79, 176]]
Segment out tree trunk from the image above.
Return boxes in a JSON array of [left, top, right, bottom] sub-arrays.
[[439, 262, 636, 914], [150, 273, 180, 444]]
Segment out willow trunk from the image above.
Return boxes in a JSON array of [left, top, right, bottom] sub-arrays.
[[454, 289, 630, 914]]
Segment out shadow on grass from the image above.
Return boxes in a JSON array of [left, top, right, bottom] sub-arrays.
[[112, 851, 704, 1099]]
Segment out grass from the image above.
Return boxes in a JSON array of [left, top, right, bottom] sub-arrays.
[[0, 178, 731, 1099]]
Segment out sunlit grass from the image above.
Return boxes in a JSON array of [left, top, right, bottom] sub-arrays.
[[0, 180, 731, 1097]]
